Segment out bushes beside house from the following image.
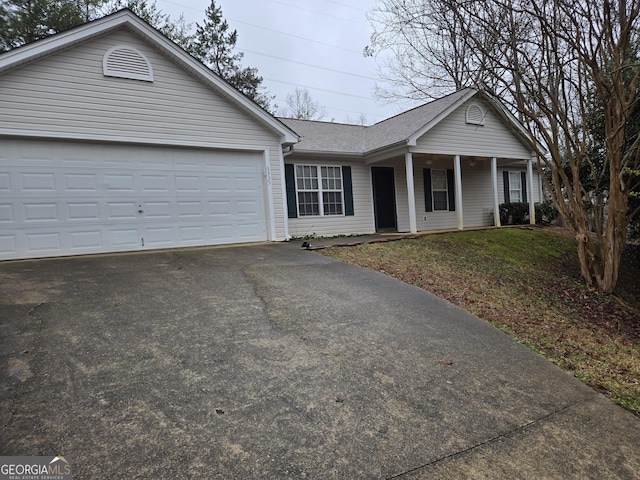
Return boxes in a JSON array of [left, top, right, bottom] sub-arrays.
[[499, 201, 559, 225]]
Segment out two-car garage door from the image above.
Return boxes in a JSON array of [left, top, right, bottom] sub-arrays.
[[0, 140, 268, 260]]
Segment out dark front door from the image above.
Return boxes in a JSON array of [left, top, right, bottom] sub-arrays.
[[371, 167, 397, 231]]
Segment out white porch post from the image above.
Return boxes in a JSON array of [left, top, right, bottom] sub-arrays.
[[492, 157, 501, 227], [454, 155, 463, 230], [528, 155, 536, 225], [405, 152, 417, 233]]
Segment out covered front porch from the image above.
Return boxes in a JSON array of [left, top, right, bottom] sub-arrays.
[[367, 151, 541, 234]]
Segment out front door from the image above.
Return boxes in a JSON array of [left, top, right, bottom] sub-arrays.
[[371, 167, 397, 231]]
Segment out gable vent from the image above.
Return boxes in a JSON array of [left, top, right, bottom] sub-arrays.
[[465, 104, 485, 125], [103, 45, 153, 82]]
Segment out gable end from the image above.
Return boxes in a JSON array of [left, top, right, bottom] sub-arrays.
[[103, 44, 153, 82]]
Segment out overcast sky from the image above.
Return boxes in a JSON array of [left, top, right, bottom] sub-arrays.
[[153, 0, 420, 124]]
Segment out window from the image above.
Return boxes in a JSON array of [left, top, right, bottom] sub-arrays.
[[503, 171, 528, 204], [423, 168, 455, 213], [509, 171, 523, 203], [295, 165, 343, 216], [432, 169, 449, 211]]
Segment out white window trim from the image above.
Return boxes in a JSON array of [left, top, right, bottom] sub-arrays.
[[431, 169, 449, 211], [295, 164, 345, 217]]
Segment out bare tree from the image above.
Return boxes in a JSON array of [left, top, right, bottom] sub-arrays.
[[365, 0, 501, 101], [344, 113, 370, 125], [375, 0, 639, 292], [278, 87, 328, 120]]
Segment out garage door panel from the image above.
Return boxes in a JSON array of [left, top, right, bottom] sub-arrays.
[[0, 234, 17, 254], [69, 230, 102, 249], [143, 201, 172, 219], [178, 225, 206, 243], [109, 228, 140, 247], [24, 203, 59, 222], [0, 172, 10, 191], [107, 201, 138, 220], [140, 174, 172, 193], [21, 172, 57, 192], [64, 173, 98, 191], [26, 231, 61, 252], [0, 204, 13, 223], [1, 140, 268, 259], [175, 175, 201, 192], [104, 173, 136, 192], [68, 202, 100, 221], [177, 201, 203, 218], [143, 226, 174, 246]]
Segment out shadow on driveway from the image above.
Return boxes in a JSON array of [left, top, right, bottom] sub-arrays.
[[1, 244, 639, 478]]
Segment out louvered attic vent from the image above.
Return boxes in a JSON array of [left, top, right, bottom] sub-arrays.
[[103, 45, 154, 82], [465, 104, 485, 125]]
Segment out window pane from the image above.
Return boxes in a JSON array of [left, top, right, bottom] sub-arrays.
[[509, 172, 521, 189], [323, 191, 343, 215], [298, 192, 319, 216], [432, 170, 447, 190], [296, 165, 318, 191], [433, 191, 448, 211]]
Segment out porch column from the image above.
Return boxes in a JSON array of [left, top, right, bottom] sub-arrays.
[[405, 152, 417, 233], [492, 157, 501, 227], [454, 155, 463, 230], [528, 155, 536, 225]]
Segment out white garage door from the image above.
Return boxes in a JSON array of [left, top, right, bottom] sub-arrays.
[[0, 140, 268, 260]]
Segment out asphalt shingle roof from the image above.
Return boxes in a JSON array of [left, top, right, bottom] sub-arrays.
[[279, 88, 475, 156]]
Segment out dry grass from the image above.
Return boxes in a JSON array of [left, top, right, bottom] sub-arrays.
[[321, 227, 640, 415]]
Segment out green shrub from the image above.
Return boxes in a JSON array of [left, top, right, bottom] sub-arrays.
[[499, 201, 559, 225]]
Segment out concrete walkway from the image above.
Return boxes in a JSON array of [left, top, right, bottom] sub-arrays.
[[1, 243, 639, 479]]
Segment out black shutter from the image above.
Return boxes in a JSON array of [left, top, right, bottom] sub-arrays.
[[503, 171, 511, 204], [423, 168, 433, 212], [447, 169, 456, 212], [521, 172, 528, 203], [342, 166, 354, 216], [284, 164, 297, 218]]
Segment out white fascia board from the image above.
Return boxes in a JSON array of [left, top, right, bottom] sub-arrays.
[[0, 9, 299, 146], [406, 89, 479, 147]]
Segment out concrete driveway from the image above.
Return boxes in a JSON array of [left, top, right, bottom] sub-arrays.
[[1, 243, 639, 479]]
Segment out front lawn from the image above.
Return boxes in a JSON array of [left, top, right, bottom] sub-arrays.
[[320, 227, 640, 415]]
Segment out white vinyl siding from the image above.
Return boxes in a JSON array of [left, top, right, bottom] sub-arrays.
[[0, 28, 289, 240], [287, 159, 375, 238], [415, 99, 532, 160]]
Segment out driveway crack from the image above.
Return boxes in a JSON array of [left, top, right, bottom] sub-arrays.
[[386, 398, 590, 479]]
